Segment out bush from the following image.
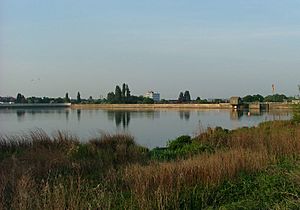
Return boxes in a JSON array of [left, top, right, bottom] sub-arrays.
[[195, 127, 230, 148], [167, 135, 192, 150], [151, 136, 214, 160]]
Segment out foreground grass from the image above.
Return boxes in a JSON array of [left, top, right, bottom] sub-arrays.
[[1, 121, 300, 209]]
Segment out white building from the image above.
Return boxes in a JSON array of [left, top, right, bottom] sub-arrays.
[[145, 91, 160, 102]]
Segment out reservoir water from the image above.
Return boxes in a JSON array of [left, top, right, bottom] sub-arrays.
[[0, 108, 291, 148]]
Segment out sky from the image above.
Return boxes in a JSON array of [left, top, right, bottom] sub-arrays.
[[1, 0, 300, 99]]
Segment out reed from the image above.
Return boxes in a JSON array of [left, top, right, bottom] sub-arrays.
[[1, 120, 300, 209]]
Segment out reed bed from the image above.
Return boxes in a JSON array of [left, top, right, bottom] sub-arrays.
[[0, 120, 300, 209]]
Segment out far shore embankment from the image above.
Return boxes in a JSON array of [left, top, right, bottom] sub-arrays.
[[71, 102, 292, 110], [71, 103, 232, 110]]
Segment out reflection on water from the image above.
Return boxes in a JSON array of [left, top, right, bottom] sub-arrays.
[[16, 110, 26, 121], [230, 110, 244, 120], [77, 109, 81, 121], [66, 109, 69, 121], [0, 108, 292, 148], [107, 110, 161, 128], [179, 111, 190, 120], [107, 111, 131, 128], [248, 109, 262, 116]]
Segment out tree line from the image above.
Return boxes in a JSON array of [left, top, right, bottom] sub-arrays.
[[242, 94, 293, 103], [2, 87, 298, 105], [106, 83, 154, 104]]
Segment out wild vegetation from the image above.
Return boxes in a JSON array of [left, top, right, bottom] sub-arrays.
[[1, 119, 300, 209]]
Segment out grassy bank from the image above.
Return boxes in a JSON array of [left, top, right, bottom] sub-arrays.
[[1, 121, 300, 209]]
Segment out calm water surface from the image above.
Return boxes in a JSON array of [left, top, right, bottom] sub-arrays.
[[0, 108, 291, 148]]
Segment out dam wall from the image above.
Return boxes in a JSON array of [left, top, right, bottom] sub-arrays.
[[72, 103, 232, 110]]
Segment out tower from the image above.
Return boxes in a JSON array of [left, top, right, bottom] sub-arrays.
[[272, 84, 275, 94]]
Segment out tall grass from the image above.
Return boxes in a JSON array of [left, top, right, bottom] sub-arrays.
[[0, 131, 147, 209], [292, 104, 300, 123], [1, 121, 300, 209], [121, 121, 300, 209]]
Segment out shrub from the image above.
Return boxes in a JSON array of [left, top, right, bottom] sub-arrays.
[[151, 140, 214, 161], [195, 126, 230, 148], [167, 135, 192, 150]]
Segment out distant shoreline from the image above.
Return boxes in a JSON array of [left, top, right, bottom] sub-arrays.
[[71, 103, 231, 110], [0, 102, 292, 110], [71, 103, 292, 110], [0, 103, 71, 108]]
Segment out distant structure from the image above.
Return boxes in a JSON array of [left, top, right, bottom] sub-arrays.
[[272, 84, 275, 94], [145, 91, 160, 102], [230, 96, 242, 109]]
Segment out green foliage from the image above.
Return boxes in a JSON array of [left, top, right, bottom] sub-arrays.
[[65, 92, 70, 103], [77, 91, 81, 103], [172, 158, 300, 209], [195, 97, 209, 104], [292, 104, 300, 123], [184, 90, 191, 102], [243, 94, 264, 102], [178, 91, 191, 102], [150, 135, 214, 160], [142, 97, 154, 104], [107, 92, 115, 103], [1, 123, 300, 209], [125, 84, 130, 98], [196, 126, 230, 148], [70, 134, 149, 167], [16, 93, 27, 103], [168, 135, 192, 150], [26, 96, 67, 104], [106, 83, 136, 103], [151, 142, 214, 161], [264, 94, 288, 102], [106, 83, 155, 104], [122, 83, 126, 98], [115, 85, 122, 101], [178, 92, 184, 102]]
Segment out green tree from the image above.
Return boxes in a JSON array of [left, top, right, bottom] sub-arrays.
[[115, 86, 122, 102], [264, 94, 287, 102], [142, 97, 154, 104], [107, 92, 115, 102], [184, 90, 191, 102], [178, 92, 184, 102], [125, 84, 131, 98], [243, 95, 253, 103], [253, 94, 264, 102], [65, 92, 70, 103], [16, 93, 22, 103], [77, 92, 81, 103], [16, 93, 26, 103], [54, 97, 64, 103], [243, 94, 264, 103], [88, 96, 93, 103], [122, 83, 126, 99]]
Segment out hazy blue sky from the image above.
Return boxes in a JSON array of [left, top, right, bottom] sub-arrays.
[[1, 0, 300, 99]]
